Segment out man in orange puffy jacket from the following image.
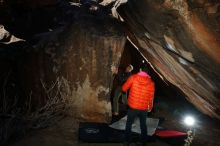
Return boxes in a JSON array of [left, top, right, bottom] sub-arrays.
[[122, 64, 155, 146]]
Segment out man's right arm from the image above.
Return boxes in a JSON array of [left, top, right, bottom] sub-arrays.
[[122, 76, 133, 92]]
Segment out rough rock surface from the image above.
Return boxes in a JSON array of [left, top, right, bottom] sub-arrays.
[[118, 0, 220, 119], [0, 0, 220, 126], [17, 15, 125, 122], [0, 0, 220, 145]]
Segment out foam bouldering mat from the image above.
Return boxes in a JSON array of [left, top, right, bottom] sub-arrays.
[[155, 130, 187, 138], [78, 122, 155, 143], [155, 130, 187, 146], [78, 122, 125, 142], [79, 116, 159, 143], [109, 116, 159, 136]]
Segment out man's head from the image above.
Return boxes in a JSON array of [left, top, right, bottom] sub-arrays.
[[125, 64, 133, 73], [139, 63, 149, 73]]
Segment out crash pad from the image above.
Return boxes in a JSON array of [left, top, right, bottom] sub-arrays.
[[78, 122, 125, 142], [78, 116, 159, 143], [109, 116, 159, 136], [78, 122, 155, 143], [155, 130, 187, 146], [155, 130, 187, 138]]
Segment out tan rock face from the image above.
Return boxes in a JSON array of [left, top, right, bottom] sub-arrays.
[[17, 16, 126, 122], [118, 0, 220, 119], [163, 0, 220, 63]]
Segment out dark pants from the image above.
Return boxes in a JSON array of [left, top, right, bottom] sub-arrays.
[[112, 86, 127, 114], [125, 108, 148, 143]]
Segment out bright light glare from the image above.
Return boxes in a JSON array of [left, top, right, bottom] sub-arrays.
[[184, 116, 195, 126]]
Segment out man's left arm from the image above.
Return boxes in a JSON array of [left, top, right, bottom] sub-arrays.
[[148, 82, 155, 112]]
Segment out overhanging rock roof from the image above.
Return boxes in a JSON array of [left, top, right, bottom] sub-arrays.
[[113, 0, 220, 119]]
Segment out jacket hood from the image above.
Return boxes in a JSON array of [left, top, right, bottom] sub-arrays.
[[137, 71, 150, 78], [136, 72, 152, 84]]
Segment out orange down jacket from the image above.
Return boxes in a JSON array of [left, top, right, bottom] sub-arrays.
[[122, 72, 155, 111]]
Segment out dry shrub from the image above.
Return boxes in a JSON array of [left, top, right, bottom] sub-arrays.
[[0, 77, 70, 145]]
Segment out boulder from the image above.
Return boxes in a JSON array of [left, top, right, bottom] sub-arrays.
[[118, 0, 220, 119], [17, 16, 126, 122]]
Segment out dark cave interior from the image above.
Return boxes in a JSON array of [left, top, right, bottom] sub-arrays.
[[114, 39, 218, 126], [112, 40, 220, 146], [1, 0, 220, 146]]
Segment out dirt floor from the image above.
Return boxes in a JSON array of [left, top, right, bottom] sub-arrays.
[[7, 96, 220, 146]]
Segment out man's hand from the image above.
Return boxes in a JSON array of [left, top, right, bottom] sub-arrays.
[[111, 64, 118, 75], [147, 109, 152, 112]]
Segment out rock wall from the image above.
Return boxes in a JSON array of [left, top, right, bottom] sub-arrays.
[[118, 0, 220, 119], [17, 16, 126, 122], [1, 0, 220, 121]]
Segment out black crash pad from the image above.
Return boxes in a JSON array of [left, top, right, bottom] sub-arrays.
[[78, 122, 125, 143], [78, 122, 155, 143], [79, 122, 185, 146]]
